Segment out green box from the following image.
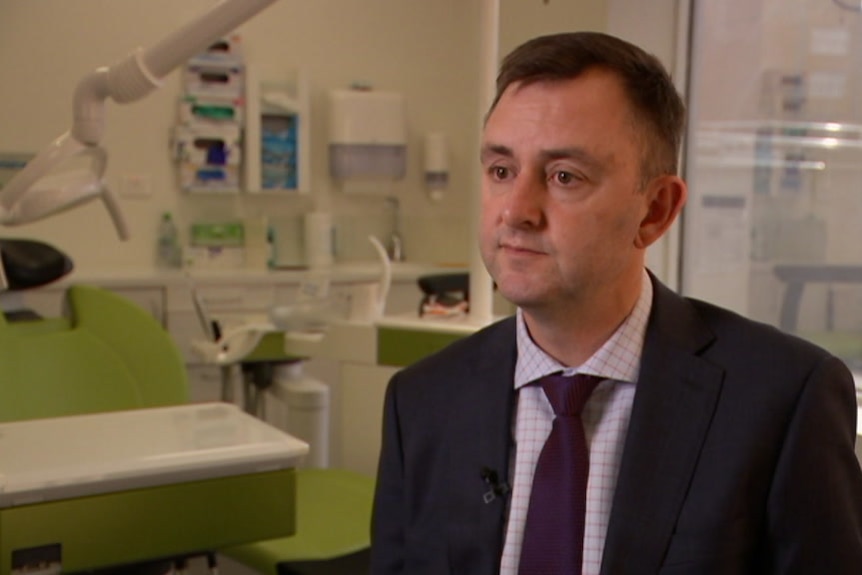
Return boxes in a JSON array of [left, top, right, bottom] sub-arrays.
[[190, 221, 245, 247], [377, 326, 465, 367]]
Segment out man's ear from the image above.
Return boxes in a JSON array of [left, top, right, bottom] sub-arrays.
[[634, 175, 687, 249]]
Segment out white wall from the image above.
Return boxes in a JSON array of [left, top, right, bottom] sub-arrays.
[[607, 0, 687, 288]]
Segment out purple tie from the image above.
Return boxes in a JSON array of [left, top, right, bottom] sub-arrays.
[[519, 373, 604, 575]]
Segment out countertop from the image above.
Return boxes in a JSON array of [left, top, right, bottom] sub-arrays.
[[41, 262, 468, 289], [375, 311, 501, 335]]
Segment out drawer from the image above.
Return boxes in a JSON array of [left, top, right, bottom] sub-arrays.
[[195, 285, 276, 312]]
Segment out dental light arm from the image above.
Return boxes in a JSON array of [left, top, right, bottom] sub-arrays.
[[0, 0, 278, 239]]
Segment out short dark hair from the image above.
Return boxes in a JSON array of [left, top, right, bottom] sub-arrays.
[[488, 31, 686, 184]]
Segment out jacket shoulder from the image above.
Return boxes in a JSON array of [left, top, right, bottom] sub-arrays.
[[686, 296, 835, 359]]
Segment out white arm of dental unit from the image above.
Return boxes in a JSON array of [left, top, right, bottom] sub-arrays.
[[0, 0, 279, 239]]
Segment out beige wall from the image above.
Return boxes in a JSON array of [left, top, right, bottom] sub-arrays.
[[500, 0, 608, 56]]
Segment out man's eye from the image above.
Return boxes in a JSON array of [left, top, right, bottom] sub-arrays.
[[492, 166, 510, 180], [553, 171, 582, 185]]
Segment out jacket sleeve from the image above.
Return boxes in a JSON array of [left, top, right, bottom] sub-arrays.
[[766, 354, 862, 573], [370, 373, 406, 574]]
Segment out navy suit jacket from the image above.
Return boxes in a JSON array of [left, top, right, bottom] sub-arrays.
[[370, 275, 862, 574]]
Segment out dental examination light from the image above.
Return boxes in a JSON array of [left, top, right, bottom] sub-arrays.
[[0, 0, 279, 240]]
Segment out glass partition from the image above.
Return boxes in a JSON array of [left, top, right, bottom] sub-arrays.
[[682, 0, 862, 372]]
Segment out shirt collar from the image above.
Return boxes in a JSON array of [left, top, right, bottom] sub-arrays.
[[514, 268, 653, 389]]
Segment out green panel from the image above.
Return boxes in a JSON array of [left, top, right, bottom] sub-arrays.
[[69, 285, 189, 407], [0, 469, 296, 575], [223, 468, 374, 575], [0, 328, 141, 422], [377, 327, 464, 367], [242, 331, 304, 363], [0, 285, 191, 423], [190, 221, 245, 247]]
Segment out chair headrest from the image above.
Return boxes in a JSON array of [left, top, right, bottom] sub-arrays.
[[0, 239, 73, 290]]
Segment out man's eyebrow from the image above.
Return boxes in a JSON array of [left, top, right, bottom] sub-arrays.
[[479, 144, 610, 173], [480, 143, 513, 162], [539, 147, 604, 170]]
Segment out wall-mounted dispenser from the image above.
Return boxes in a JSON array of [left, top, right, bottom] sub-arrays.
[[173, 123, 242, 192], [173, 35, 245, 193], [328, 88, 406, 182], [183, 34, 245, 99], [423, 132, 449, 202], [244, 66, 310, 194]]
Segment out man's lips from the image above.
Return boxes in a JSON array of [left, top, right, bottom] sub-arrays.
[[499, 242, 546, 255]]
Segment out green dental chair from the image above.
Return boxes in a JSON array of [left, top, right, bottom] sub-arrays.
[[0, 241, 374, 575]]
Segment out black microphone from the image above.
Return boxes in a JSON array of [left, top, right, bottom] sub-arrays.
[[480, 466, 511, 504]]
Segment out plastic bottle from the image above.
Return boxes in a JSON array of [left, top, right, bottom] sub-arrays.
[[303, 211, 334, 268], [156, 212, 182, 268], [267, 225, 278, 269]]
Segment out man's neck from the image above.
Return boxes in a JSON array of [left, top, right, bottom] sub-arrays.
[[522, 272, 645, 367]]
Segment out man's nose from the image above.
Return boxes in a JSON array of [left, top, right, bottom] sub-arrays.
[[501, 174, 544, 228]]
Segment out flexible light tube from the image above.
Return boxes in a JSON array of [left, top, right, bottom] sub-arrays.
[[74, 0, 278, 144], [0, 0, 280, 238]]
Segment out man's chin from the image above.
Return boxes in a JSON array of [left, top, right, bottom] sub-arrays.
[[496, 285, 545, 309]]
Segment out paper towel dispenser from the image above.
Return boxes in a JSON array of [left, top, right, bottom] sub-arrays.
[[328, 89, 406, 181]]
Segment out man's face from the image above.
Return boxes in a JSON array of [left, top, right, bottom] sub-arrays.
[[479, 68, 653, 314]]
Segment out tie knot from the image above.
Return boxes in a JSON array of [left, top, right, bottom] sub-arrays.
[[539, 373, 604, 416]]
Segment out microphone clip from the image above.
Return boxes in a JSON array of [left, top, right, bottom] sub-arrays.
[[480, 466, 510, 504]]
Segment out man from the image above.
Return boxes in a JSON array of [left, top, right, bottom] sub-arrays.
[[370, 31, 862, 574]]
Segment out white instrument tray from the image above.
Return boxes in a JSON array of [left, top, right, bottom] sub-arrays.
[[0, 402, 308, 507]]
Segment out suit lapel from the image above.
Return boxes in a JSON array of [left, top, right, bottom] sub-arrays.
[[600, 279, 724, 574], [446, 317, 517, 574]]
